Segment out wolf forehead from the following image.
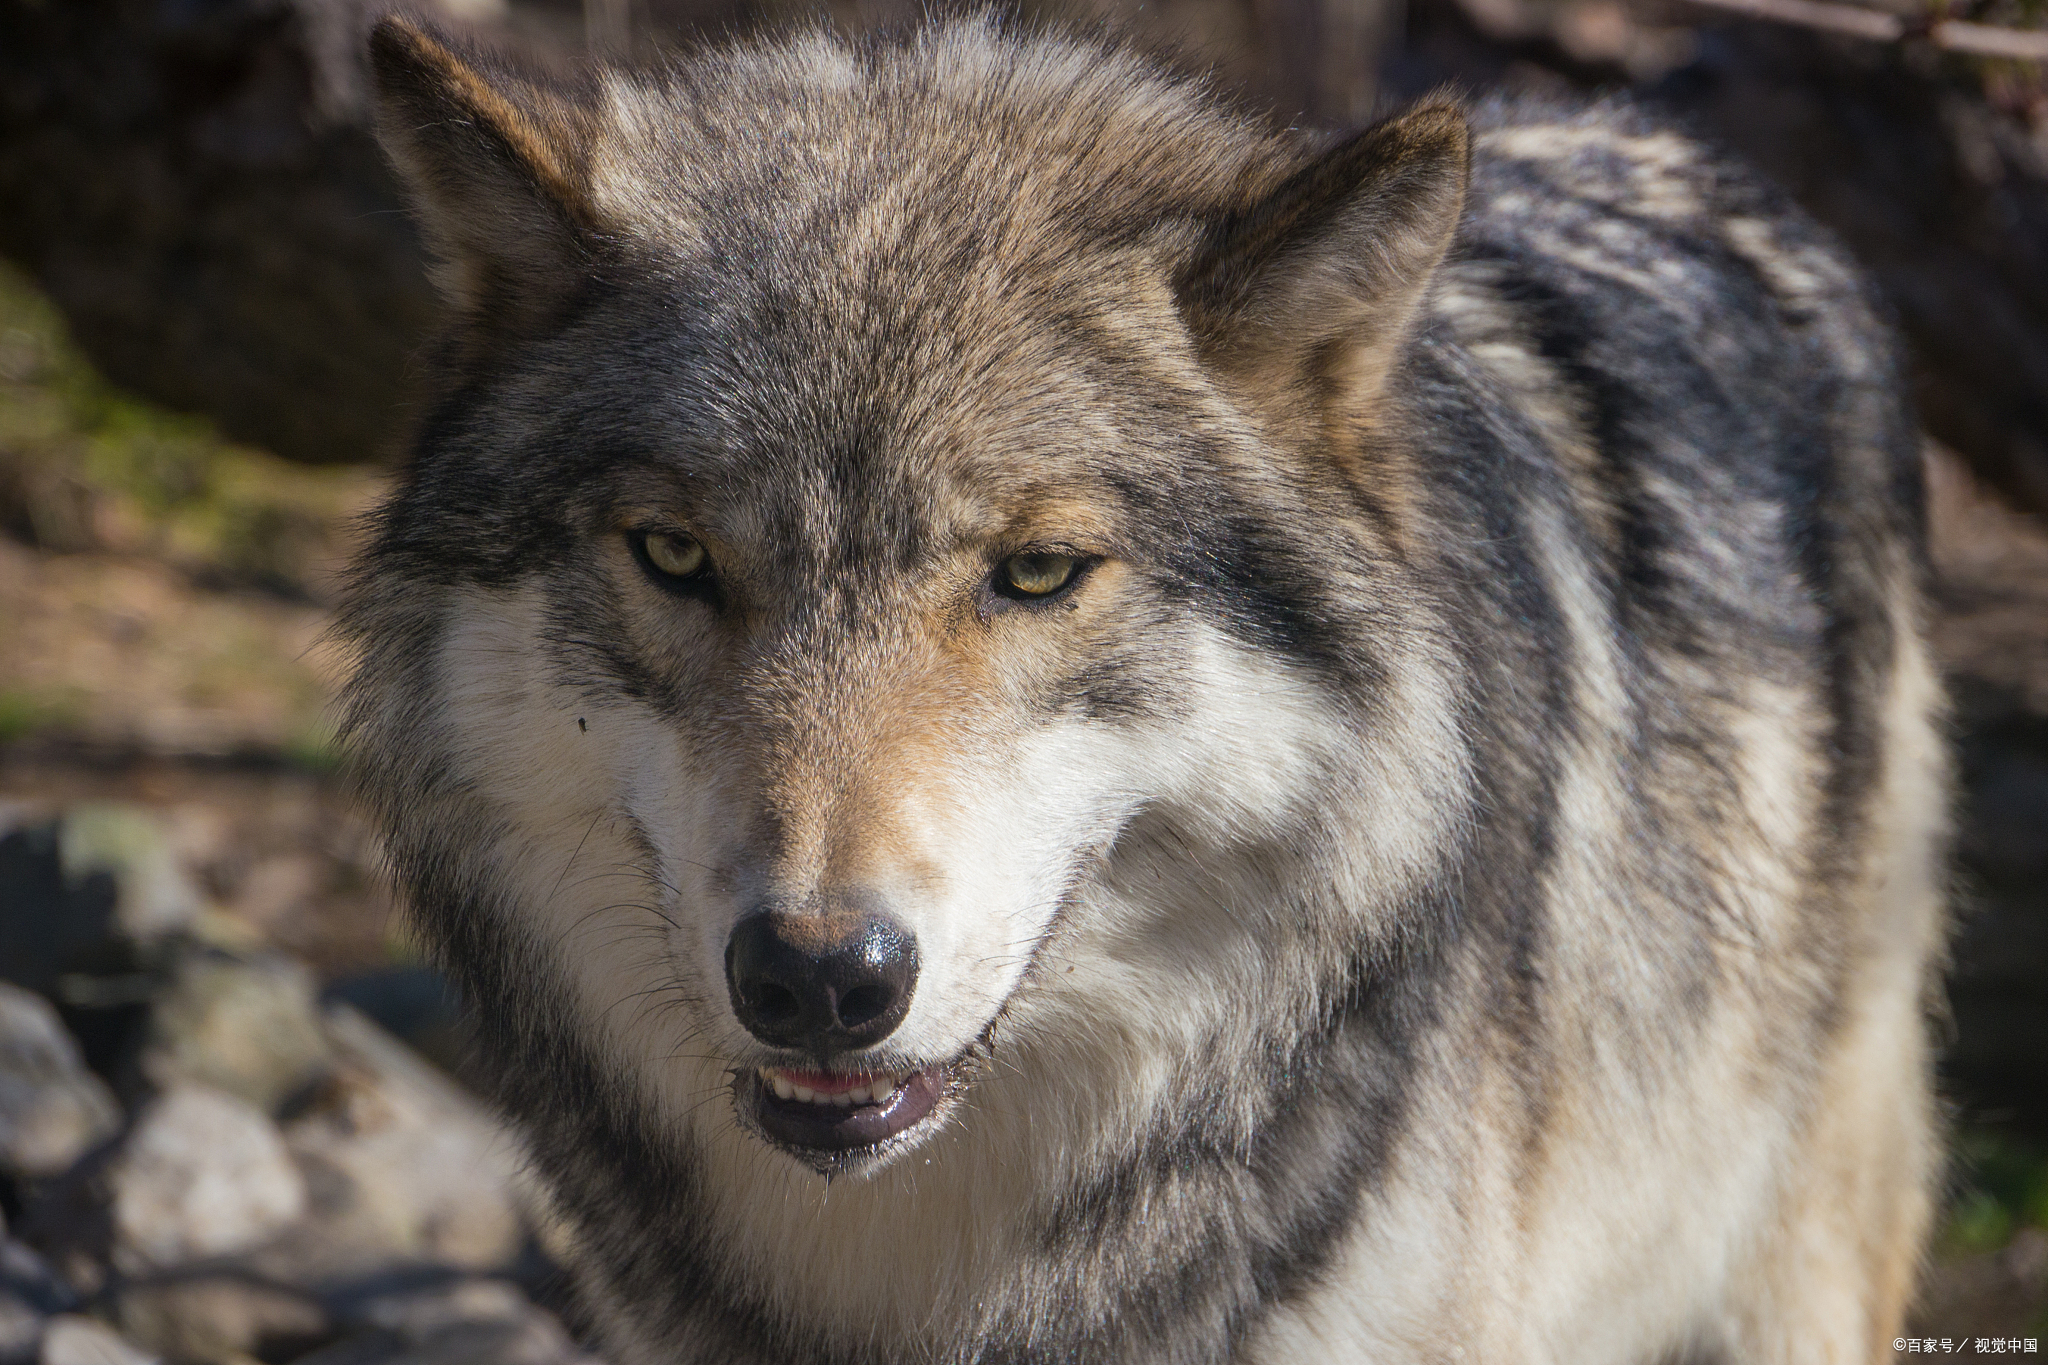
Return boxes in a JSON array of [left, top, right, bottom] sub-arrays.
[[529, 31, 1292, 283], [371, 26, 1342, 568], [380, 19, 1308, 356]]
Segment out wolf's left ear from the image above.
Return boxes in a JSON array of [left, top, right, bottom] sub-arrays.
[[369, 16, 608, 328], [1180, 105, 1469, 410]]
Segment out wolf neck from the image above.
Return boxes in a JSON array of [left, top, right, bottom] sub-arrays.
[[430, 722, 1460, 1364], [516, 885, 1452, 1365]]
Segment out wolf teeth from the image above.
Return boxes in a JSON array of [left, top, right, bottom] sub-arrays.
[[759, 1069, 901, 1107]]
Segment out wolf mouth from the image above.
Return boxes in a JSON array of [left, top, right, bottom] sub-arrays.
[[742, 1062, 952, 1154]]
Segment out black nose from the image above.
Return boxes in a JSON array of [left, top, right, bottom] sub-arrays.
[[724, 912, 919, 1054]]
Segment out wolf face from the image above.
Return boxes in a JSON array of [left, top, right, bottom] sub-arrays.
[[346, 16, 1941, 1365], [356, 18, 1468, 1180]]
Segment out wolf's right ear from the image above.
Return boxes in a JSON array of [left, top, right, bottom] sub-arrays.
[[370, 16, 608, 327], [1178, 105, 1469, 416]]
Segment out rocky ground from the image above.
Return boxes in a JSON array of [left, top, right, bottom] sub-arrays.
[[0, 229, 2045, 1362], [0, 800, 596, 1365]]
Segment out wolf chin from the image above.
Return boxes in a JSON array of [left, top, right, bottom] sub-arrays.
[[343, 14, 1945, 1363]]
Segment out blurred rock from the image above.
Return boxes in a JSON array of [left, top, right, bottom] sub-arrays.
[[35, 1317, 156, 1365], [335, 1278, 528, 1338], [0, 1300, 37, 1365], [362, 1313, 588, 1365], [0, 986, 119, 1182], [0, 813, 106, 1000], [291, 1288, 591, 1365], [321, 970, 468, 1083], [107, 1087, 305, 1276], [140, 950, 329, 1114], [56, 809, 200, 948], [113, 1274, 329, 1365], [17, 1153, 118, 1300], [0, 804, 197, 999], [0, 1237, 77, 1365], [274, 1008, 524, 1276], [0, 1238, 77, 1317], [0, 802, 203, 1092]]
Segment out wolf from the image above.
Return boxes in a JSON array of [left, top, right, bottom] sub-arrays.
[[342, 13, 1946, 1363]]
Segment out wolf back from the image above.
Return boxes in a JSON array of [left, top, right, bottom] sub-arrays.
[[342, 18, 1945, 1364]]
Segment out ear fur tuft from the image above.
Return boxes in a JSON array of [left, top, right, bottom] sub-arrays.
[[1180, 103, 1471, 409], [369, 14, 609, 319]]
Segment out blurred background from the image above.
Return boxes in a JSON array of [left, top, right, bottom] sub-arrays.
[[0, 0, 2044, 1358]]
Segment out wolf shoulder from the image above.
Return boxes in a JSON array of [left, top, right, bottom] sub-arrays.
[[1454, 97, 1895, 347], [1428, 98, 1922, 592]]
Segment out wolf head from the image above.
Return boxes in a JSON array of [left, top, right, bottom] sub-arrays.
[[349, 14, 1471, 1206]]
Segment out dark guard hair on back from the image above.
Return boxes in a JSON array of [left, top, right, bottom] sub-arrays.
[[343, 13, 1944, 1365]]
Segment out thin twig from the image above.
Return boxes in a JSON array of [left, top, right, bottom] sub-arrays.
[[1935, 16, 2048, 57], [1678, 0, 2048, 59]]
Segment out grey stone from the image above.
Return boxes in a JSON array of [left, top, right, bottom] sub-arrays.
[[0, 805, 201, 1008], [320, 970, 467, 1080], [0, 1300, 40, 1365], [273, 1330, 407, 1365], [113, 1275, 330, 1365], [0, 1238, 71, 1364], [0, 986, 120, 1181], [0, 1239, 75, 1317], [0, 819, 117, 998], [287, 1275, 598, 1365], [140, 951, 330, 1115], [56, 808, 199, 946], [341, 1280, 526, 1339], [10, 1155, 116, 1301], [386, 1314, 591, 1365], [108, 1087, 306, 1275], [272, 1008, 525, 1276], [288, 1310, 593, 1365], [35, 1317, 156, 1365]]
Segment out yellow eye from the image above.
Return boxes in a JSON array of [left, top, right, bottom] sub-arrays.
[[1001, 552, 1080, 598], [642, 531, 707, 579]]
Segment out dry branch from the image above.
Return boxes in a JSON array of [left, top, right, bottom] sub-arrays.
[[1678, 0, 2048, 59]]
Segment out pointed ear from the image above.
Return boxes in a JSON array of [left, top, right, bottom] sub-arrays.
[[1180, 104, 1469, 410], [369, 16, 610, 328]]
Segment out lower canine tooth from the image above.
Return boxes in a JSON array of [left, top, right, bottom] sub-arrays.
[[771, 1075, 794, 1101], [872, 1077, 896, 1102]]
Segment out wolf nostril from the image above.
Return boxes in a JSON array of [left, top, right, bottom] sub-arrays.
[[835, 983, 890, 1030], [752, 981, 802, 1025], [724, 911, 919, 1055]]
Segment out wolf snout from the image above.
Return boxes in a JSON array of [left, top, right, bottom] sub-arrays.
[[724, 911, 920, 1053]]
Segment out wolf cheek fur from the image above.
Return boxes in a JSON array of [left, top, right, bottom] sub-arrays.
[[343, 15, 1945, 1364]]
